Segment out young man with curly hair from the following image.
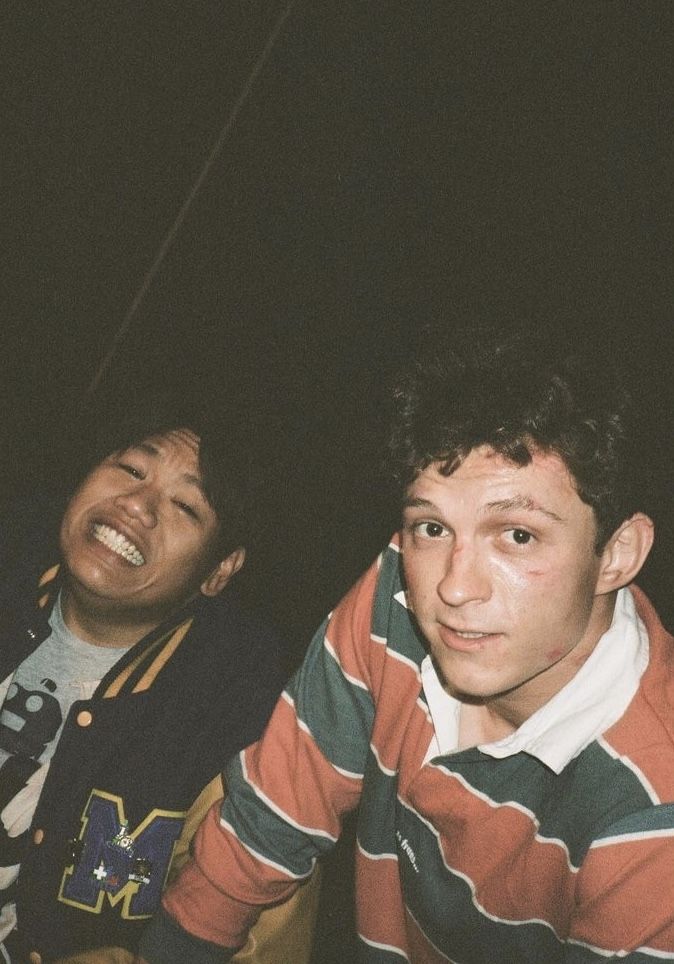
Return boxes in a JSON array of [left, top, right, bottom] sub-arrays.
[[140, 327, 672, 964]]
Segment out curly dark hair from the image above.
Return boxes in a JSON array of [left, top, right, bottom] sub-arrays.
[[386, 324, 642, 551]]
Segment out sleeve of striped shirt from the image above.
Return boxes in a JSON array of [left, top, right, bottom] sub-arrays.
[[139, 554, 382, 961], [564, 803, 674, 961]]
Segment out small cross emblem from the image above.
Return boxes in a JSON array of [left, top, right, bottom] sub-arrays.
[[93, 862, 107, 881]]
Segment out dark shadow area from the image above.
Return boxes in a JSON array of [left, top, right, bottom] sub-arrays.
[[310, 813, 358, 964]]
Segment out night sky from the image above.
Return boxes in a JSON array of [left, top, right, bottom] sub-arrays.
[[3, 1, 673, 656]]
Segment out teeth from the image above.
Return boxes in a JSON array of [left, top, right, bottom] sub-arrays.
[[93, 524, 145, 566], [455, 631, 488, 639]]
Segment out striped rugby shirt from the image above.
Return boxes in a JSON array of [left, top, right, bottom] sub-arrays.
[[155, 537, 674, 963]]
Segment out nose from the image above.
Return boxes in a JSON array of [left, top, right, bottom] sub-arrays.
[[115, 485, 159, 528], [436, 541, 491, 607]]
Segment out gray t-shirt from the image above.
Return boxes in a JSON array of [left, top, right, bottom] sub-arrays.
[[0, 594, 130, 948]]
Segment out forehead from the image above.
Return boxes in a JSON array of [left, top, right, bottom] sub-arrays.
[[113, 429, 201, 468], [405, 445, 585, 516]]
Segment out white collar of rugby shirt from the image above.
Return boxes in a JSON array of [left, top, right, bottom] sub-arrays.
[[417, 587, 649, 774]]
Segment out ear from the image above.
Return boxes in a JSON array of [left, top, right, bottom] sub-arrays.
[[595, 513, 654, 596], [200, 547, 246, 598]]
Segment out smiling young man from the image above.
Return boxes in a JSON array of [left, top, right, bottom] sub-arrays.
[[0, 407, 319, 962], [58, 428, 240, 647], [139, 328, 674, 964]]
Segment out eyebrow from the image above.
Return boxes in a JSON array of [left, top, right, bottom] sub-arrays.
[[402, 494, 564, 523], [130, 442, 209, 500], [483, 496, 564, 523], [402, 496, 435, 510]]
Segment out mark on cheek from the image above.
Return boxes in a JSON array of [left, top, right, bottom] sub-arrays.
[[546, 648, 566, 662]]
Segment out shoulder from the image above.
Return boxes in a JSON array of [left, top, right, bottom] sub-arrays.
[[627, 586, 674, 738], [338, 536, 405, 625]]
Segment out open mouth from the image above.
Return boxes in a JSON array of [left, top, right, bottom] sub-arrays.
[[93, 524, 145, 566]]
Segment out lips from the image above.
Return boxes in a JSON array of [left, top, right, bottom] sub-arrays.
[[92, 523, 146, 567], [438, 624, 500, 652]]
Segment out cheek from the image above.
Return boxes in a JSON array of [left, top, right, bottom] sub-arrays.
[[59, 509, 81, 557], [528, 576, 598, 664], [402, 553, 440, 598], [490, 556, 552, 598], [165, 536, 215, 581], [402, 571, 422, 612], [61, 480, 102, 528], [492, 558, 582, 645]]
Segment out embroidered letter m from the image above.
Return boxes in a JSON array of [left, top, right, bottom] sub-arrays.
[[59, 789, 184, 919]]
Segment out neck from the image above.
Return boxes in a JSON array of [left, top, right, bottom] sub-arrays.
[[60, 586, 164, 648], [457, 702, 517, 749]]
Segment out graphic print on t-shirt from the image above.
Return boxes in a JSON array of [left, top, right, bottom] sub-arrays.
[[0, 676, 63, 864], [0, 676, 62, 760]]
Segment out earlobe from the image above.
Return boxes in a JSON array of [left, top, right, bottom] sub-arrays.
[[596, 513, 654, 595], [200, 547, 246, 597]]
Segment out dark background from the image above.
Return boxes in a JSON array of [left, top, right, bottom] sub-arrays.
[[2, 3, 673, 956], [3, 1, 672, 646]]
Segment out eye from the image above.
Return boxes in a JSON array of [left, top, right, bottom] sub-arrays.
[[505, 528, 533, 546], [174, 500, 199, 520], [118, 462, 144, 480], [414, 521, 449, 539]]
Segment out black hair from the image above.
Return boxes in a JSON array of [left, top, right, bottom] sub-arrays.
[[386, 324, 644, 551], [77, 393, 250, 559]]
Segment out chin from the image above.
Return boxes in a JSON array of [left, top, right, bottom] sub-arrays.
[[437, 667, 511, 703]]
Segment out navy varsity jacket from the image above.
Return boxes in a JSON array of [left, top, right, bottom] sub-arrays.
[[0, 513, 285, 961]]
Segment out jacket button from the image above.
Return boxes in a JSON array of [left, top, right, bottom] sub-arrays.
[[27, 628, 36, 640], [29, 952, 42, 964], [77, 710, 93, 727], [33, 829, 45, 845]]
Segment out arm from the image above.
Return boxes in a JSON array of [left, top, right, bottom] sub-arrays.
[[564, 804, 674, 961], [169, 774, 323, 964], [138, 557, 383, 963]]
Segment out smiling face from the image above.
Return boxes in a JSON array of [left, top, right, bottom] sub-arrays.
[[59, 429, 230, 645], [401, 445, 618, 726]]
